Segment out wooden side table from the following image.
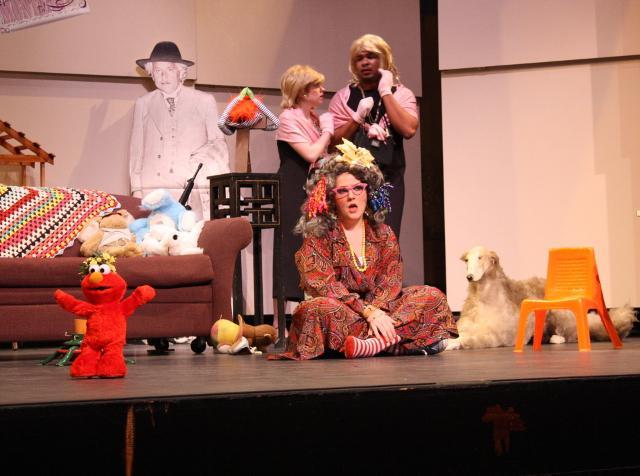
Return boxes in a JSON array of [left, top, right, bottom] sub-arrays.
[[209, 172, 286, 346]]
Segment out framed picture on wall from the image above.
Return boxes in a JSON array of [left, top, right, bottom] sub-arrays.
[[0, 0, 89, 33]]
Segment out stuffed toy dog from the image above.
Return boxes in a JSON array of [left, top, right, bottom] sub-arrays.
[[139, 219, 205, 256], [79, 210, 142, 258], [167, 220, 205, 256], [54, 253, 155, 378], [130, 189, 197, 243], [210, 315, 276, 354]]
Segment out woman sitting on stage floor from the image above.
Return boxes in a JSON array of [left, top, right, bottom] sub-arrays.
[[271, 139, 458, 360]]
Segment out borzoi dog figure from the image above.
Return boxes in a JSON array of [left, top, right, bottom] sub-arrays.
[[446, 245, 637, 350], [445, 246, 544, 350]]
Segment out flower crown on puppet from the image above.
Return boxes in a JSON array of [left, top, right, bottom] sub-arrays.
[[218, 87, 279, 136], [305, 139, 394, 220], [79, 252, 117, 277]]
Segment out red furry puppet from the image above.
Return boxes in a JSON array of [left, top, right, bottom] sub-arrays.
[[54, 252, 155, 378]]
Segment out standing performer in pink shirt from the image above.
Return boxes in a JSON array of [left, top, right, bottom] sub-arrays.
[[329, 34, 418, 238]]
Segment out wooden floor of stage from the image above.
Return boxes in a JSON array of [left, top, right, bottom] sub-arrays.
[[2, 336, 640, 407]]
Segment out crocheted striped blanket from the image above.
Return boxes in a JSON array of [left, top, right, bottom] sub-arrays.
[[0, 185, 119, 258]]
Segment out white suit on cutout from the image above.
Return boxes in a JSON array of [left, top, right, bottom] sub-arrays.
[[129, 85, 230, 219]]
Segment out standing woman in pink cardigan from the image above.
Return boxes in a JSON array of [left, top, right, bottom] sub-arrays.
[[273, 65, 334, 308]]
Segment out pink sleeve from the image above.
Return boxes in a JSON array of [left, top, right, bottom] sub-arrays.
[[328, 86, 354, 129], [393, 85, 418, 119], [275, 109, 312, 143]]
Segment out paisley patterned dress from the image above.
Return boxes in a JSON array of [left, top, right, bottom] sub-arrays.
[[273, 222, 458, 360]]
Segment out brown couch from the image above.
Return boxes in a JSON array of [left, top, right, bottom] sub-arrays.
[[0, 194, 252, 353]]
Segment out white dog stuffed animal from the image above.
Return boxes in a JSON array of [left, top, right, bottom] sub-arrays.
[[140, 223, 175, 256], [167, 220, 205, 256], [139, 213, 178, 256]]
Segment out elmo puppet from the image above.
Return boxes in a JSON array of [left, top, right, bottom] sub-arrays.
[[54, 253, 155, 378]]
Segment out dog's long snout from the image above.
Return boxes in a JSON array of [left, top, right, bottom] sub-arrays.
[[466, 274, 474, 282]]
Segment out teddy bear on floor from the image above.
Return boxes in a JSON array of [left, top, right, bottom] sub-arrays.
[[210, 315, 277, 354], [79, 209, 142, 258], [54, 252, 155, 378], [130, 189, 197, 243]]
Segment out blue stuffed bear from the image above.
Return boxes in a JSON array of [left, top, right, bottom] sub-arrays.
[[130, 189, 198, 243]]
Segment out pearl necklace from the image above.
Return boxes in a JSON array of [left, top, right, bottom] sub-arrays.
[[342, 221, 367, 272]]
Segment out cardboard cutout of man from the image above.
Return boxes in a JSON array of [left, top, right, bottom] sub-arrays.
[[130, 41, 230, 219]]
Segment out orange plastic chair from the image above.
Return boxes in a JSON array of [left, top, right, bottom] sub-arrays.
[[514, 247, 622, 352]]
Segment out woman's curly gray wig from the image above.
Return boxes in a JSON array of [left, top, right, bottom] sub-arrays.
[[294, 151, 388, 238]]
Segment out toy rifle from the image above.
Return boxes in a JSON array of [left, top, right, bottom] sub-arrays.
[[179, 163, 203, 210]]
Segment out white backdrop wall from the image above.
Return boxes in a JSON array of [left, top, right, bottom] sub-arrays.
[[440, 0, 640, 311], [439, 0, 640, 70], [0, 0, 423, 315], [196, 0, 422, 95], [0, 0, 198, 78]]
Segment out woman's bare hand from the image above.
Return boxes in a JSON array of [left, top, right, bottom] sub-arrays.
[[367, 309, 397, 342]]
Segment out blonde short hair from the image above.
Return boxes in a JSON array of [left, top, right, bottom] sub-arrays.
[[280, 64, 325, 109], [349, 34, 399, 84]]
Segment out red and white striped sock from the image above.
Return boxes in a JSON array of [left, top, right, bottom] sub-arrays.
[[344, 335, 402, 359]]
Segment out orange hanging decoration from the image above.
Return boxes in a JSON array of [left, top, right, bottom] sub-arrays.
[[227, 95, 261, 123]]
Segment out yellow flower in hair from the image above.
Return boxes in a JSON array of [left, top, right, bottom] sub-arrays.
[[335, 139, 375, 169]]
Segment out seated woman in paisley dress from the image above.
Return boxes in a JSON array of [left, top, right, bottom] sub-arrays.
[[271, 139, 458, 360]]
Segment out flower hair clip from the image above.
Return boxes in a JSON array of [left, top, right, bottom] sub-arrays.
[[334, 138, 375, 169], [306, 176, 328, 218], [368, 183, 393, 213]]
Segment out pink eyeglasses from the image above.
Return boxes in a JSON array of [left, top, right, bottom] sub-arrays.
[[332, 182, 368, 199]]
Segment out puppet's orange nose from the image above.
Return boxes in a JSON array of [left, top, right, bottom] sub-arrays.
[[89, 272, 103, 284]]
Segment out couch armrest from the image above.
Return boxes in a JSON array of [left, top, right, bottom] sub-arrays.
[[198, 217, 252, 321]]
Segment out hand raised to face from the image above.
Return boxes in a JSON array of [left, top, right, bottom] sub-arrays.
[[377, 69, 394, 97]]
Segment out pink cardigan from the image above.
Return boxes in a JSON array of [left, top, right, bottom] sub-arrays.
[[275, 107, 322, 144]]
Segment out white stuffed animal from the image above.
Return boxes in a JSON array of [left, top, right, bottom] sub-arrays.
[[140, 219, 205, 256], [167, 220, 205, 256], [130, 189, 198, 243], [140, 224, 174, 256]]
